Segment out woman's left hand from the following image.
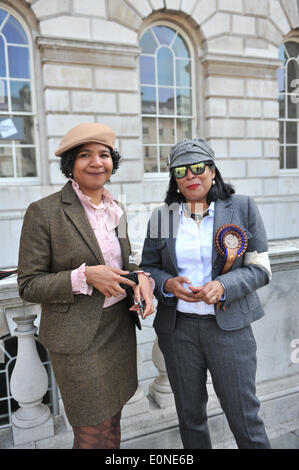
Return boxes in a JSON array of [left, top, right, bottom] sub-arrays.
[[188, 280, 225, 305], [129, 273, 155, 319]]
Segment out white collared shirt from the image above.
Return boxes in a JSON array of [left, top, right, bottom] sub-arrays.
[[175, 201, 215, 315]]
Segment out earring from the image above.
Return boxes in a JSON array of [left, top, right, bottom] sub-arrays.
[[212, 179, 215, 186], [177, 188, 180, 194]]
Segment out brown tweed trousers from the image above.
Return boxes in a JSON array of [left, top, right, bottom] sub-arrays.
[[17, 181, 141, 425]]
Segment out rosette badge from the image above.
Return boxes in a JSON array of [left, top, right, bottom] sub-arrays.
[[215, 224, 248, 274], [214, 224, 248, 311]]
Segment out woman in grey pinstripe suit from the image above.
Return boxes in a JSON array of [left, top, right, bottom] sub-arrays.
[[141, 138, 271, 449]]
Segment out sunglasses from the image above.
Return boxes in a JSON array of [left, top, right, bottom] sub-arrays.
[[172, 162, 211, 179]]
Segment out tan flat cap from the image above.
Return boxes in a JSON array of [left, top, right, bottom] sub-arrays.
[[55, 122, 115, 156]]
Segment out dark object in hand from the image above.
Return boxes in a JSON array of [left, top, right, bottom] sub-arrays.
[[119, 272, 139, 290], [120, 272, 145, 318], [0, 269, 18, 280]]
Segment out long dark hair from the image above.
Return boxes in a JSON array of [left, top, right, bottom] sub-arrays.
[[164, 162, 235, 205], [59, 145, 121, 179]]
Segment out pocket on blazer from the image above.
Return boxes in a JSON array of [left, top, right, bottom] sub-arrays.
[[239, 292, 259, 313]]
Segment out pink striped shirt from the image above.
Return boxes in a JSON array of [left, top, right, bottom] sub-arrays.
[[70, 180, 127, 308]]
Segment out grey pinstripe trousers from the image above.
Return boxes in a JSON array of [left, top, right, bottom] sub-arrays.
[[156, 312, 271, 449]]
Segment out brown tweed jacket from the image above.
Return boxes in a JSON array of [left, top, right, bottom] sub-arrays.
[[17, 181, 140, 354]]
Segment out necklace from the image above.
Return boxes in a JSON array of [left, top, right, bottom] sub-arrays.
[[183, 204, 209, 222]]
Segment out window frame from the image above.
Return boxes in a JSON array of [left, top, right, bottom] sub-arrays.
[[278, 40, 299, 174], [139, 20, 197, 181], [0, 4, 41, 185]]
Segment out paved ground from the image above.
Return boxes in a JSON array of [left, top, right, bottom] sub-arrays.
[[0, 415, 299, 449], [270, 429, 299, 449]]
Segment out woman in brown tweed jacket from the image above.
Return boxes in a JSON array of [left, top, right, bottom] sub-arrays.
[[17, 123, 154, 449]]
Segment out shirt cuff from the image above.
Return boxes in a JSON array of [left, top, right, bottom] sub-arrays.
[[161, 280, 175, 298], [218, 280, 226, 301], [71, 263, 93, 296]]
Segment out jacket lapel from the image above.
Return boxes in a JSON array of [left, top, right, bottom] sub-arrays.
[[212, 198, 233, 273], [61, 182, 105, 265]]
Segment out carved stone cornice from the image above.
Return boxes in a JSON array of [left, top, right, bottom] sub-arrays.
[[269, 239, 299, 272], [36, 36, 141, 68], [202, 53, 282, 79]]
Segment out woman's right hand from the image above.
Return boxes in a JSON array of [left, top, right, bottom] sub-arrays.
[[85, 266, 136, 298], [164, 276, 198, 302]]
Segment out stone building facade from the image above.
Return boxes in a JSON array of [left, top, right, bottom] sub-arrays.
[[0, 0, 299, 265], [0, 0, 299, 448]]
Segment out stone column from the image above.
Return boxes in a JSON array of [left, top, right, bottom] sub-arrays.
[[10, 315, 54, 446], [149, 337, 175, 408]]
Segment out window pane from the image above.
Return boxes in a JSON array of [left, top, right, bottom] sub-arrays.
[[279, 121, 284, 144], [177, 118, 192, 141], [279, 146, 284, 168], [8, 46, 30, 78], [278, 94, 285, 118], [143, 145, 158, 172], [158, 118, 175, 144], [157, 47, 174, 86], [142, 117, 157, 144], [287, 58, 299, 94], [140, 29, 158, 54], [2, 15, 28, 44], [287, 94, 299, 119], [0, 9, 8, 26], [0, 36, 6, 76], [0, 116, 21, 140], [16, 147, 37, 177], [286, 121, 297, 144], [153, 26, 176, 45], [0, 116, 34, 144], [22, 116, 34, 144], [177, 89, 192, 115], [172, 35, 189, 58], [0, 146, 13, 177], [286, 146, 297, 168], [11, 81, 32, 112], [0, 79, 8, 111], [158, 87, 174, 115], [141, 86, 156, 114], [140, 56, 155, 85], [160, 146, 172, 172], [176, 59, 191, 87]]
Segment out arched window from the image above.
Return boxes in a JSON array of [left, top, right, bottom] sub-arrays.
[[278, 40, 299, 170], [0, 7, 37, 181], [139, 24, 194, 174]]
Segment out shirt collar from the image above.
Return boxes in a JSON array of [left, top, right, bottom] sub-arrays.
[[70, 178, 115, 209], [179, 201, 215, 216], [69, 179, 123, 230]]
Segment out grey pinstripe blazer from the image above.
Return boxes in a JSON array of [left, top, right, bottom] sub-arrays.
[[141, 194, 271, 332]]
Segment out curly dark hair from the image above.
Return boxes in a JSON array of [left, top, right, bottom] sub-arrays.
[[164, 162, 235, 206], [59, 145, 122, 179]]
